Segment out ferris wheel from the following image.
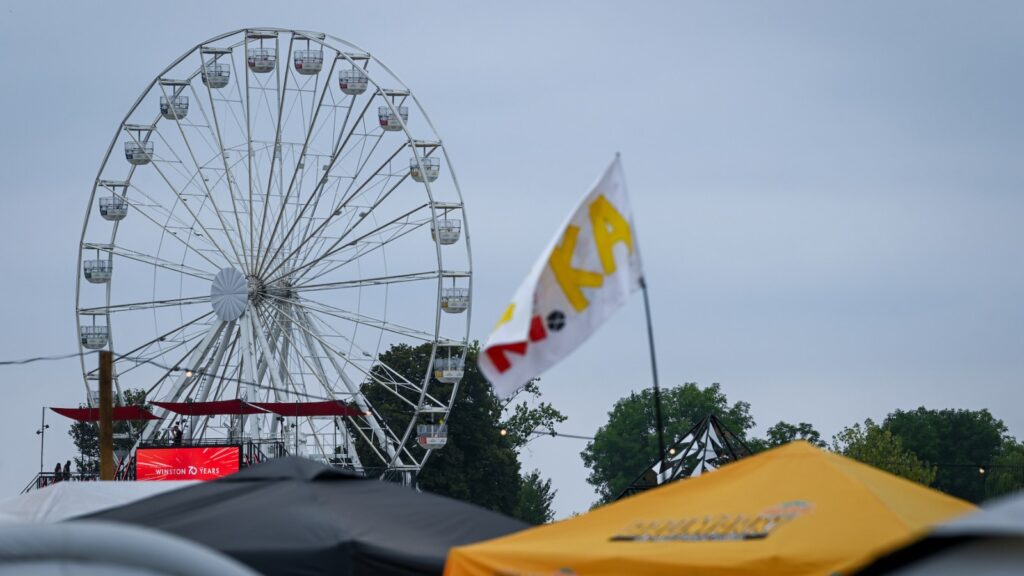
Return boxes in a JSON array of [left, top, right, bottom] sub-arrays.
[[75, 28, 472, 475]]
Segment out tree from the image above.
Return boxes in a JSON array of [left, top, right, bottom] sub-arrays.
[[883, 408, 1008, 503], [69, 388, 149, 475], [831, 419, 936, 486], [515, 469, 556, 525], [359, 342, 564, 523], [580, 383, 754, 505], [984, 440, 1024, 499], [500, 380, 567, 450], [749, 421, 825, 452]]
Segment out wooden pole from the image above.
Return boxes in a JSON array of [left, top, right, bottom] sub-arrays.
[[98, 350, 115, 480]]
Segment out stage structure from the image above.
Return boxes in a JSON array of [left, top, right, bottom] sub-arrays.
[[75, 28, 472, 480], [617, 414, 752, 500]]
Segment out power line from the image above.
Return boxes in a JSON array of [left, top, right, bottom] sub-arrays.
[[531, 430, 595, 441], [0, 352, 86, 366]]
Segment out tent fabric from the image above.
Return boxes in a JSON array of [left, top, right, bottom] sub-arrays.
[[50, 406, 157, 422], [0, 520, 258, 576], [252, 400, 366, 417], [856, 491, 1024, 575], [445, 442, 975, 576], [0, 481, 197, 523], [151, 399, 266, 416], [82, 457, 528, 576]]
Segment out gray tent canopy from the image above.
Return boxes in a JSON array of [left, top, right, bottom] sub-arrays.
[[857, 491, 1024, 575], [80, 457, 528, 576]]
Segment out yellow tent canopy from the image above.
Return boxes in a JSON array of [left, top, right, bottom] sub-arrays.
[[446, 441, 974, 576]]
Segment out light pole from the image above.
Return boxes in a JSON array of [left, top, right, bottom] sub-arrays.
[[34, 407, 49, 474]]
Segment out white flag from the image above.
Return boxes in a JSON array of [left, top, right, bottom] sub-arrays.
[[480, 156, 642, 397]]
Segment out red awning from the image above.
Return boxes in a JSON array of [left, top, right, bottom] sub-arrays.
[[252, 401, 366, 417], [50, 406, 158, 422], [151, 399, 266, 416]]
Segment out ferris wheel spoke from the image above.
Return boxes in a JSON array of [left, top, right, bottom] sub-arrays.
[[256, 94, 379, 277], [290, 154, 413, 273], [123, 184, 225, 260], [261, 142, 407, 281], [155, 83, 247, 268], [81, 242, 215, 281], [266, 300, 402, 460], [142, 321, 229, 441], [256, 55, 339, 275], [272, 90, 359, 271], [193, 58, 253, 272], [287, 203, 430, 285], [292, 269, 440, 292], [266, 300, 405, 462], [79, 294, 211, 315], [124, 130, 237, 267], [114, 332, 204, 381], [83, 312, 215, 381], [118, 184, 225, 270], [256, 303, 344, 401], [253, 36, 293, 267], [274, 291, 446, 345], [299, 303, 454, 409], [296, 303, 417, 389]]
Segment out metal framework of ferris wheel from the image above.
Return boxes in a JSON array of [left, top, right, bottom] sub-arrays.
[[75, 28, 472, 475]]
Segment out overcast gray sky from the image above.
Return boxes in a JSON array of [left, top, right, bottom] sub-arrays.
[[0, 1, 1021, 516]]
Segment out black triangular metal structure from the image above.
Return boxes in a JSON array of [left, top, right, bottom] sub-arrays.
[[616, 414, 753, 500]]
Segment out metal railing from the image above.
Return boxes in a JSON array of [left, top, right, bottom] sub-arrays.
[[21, 471, 100, 494]]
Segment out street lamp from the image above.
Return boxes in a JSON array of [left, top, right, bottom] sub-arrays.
[[35, 407, 50, 474]]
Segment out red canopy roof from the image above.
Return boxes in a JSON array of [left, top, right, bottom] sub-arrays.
[[151, 399, 266, 416], [50, 406, 158, 422], [252, 401, 366, 417]]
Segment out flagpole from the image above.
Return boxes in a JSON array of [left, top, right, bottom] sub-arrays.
[[639, 276, 667, 468]]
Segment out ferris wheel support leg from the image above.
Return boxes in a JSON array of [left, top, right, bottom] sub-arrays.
[[249, 310, 297, 444], [260, 306, 331, 462], [295, 305, 398, 462], [239, 310, 261, 440], [252, 306, 330, 462], [142, 321, 227, 443], [250, 311, 284, 437], [191, 320, 236, 442]]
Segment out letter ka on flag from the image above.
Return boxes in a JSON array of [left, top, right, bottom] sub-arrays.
[[480, 156, 642, 397]]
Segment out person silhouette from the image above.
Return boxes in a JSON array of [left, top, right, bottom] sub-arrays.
[[63, 460, 71, 481]]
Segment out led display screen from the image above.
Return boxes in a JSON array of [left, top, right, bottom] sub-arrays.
[[135, 446, 240, 481]]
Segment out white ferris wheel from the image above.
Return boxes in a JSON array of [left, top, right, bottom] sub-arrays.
[[75, 28, 472, 475]]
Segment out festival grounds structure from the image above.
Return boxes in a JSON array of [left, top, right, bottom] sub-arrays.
[[39, 28, 474, 488]]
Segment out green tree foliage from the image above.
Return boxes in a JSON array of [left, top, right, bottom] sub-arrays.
[[831, 419, 936, 486], [500, 380, 567, 450], [515, 469, 556, 525], [883, 408, 1008, 503], [985, 441, 1024, 499], [580, 383, 754, 505], [69, 388, 149, 474], [749, 421, 825, 452], [359, 342, 564, 523]]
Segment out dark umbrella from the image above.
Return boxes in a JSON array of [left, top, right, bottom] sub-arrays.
[[79, 457, 528, 576]]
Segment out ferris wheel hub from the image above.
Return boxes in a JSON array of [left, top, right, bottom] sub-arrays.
[[210, 267, 248, 321]]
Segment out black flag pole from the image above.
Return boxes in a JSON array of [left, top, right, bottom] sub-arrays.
[[639, 276, 667, 469]]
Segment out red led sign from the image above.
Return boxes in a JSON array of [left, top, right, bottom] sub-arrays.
[[136, 446, 240, 481]]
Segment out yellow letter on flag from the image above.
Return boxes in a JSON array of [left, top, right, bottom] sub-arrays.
[[479, 155, 643, 397]]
